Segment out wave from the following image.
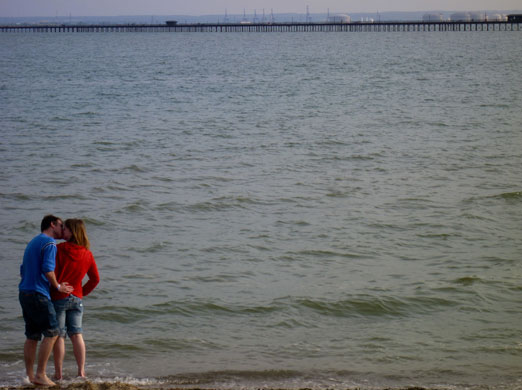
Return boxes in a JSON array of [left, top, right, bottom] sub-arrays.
[[89, 305, 159, 324], [0, 192, 32, 201], [71, 162, 95, 168], [83, 217, 106, 226], [464, 191, 522, 204], [288, 295, 457, 318], [117, 164, 149, 173], [185, 196, 267, 213], [452, 276, 482, 286], [150, 299, 279, 317], [1, 372, 516, 390], [87, 294, 458, 324], [161, 369, 321, 386], [154, 201, 182, 212], [43, 193, 88, 201], [497, 191, 522, 200], [119, 200, 149, 213], [291, 249, 363, 259], [126, 241, 170, 254], [50, 116, 73, 122]]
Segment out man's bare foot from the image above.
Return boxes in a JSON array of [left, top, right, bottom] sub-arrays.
[[32, 374, 56, 387]]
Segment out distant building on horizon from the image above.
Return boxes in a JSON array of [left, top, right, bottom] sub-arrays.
[[326, 14, 351, 23], [422, 13, 443, 22], [450, 12, 471, 22]]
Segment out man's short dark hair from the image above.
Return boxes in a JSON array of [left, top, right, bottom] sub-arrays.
[[41, 215, 61, 232]]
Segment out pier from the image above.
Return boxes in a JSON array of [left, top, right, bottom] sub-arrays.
[[1, 21, 521, 33]]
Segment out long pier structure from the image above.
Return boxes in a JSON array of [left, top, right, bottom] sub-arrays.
[[1, 21, 521, 33]]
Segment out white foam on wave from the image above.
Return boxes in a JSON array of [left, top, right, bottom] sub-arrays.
[[20, 376, 32, 386], [89, 376, 167, 386]]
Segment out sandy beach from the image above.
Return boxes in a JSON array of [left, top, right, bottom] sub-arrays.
[[0, 384, 462, 390]]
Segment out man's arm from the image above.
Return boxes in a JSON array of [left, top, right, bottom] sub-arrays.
[[45, 272, 73, 294]]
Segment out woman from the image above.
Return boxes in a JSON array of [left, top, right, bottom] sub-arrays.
[[51, 219, 100, 379]]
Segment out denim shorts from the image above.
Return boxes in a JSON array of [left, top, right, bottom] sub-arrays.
[[19, 291, 59, 340], [53, 295, 84, 337]]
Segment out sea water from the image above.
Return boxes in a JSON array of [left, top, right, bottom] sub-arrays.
[[0, 30, 521, 389]]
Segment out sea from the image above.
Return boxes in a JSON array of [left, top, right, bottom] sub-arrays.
[[0, 29, 521, 390]]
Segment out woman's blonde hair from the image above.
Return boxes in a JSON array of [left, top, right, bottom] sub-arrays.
[[65, 219, 90, 250]]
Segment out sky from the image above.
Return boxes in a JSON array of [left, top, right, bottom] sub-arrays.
[[1, 0, 521, 17]]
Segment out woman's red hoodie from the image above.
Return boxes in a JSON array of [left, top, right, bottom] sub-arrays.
[[51, 242, 100, 301]]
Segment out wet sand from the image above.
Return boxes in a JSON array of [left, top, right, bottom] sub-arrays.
[[0, 381, 508, 390]]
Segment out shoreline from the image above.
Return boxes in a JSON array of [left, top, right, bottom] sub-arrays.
[[2, 379, 521, 390]]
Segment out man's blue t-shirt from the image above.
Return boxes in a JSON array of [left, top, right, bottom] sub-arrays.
[[19, 233, 57, 299]]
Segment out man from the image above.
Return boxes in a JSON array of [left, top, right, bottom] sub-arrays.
[[19, 215, 73, 386]]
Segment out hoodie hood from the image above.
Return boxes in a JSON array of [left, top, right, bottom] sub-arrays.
[[57, 241, 88, 262]]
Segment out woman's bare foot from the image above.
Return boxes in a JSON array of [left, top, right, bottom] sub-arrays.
[[33, 374, 56, 387], [22, 376, 33, 386]]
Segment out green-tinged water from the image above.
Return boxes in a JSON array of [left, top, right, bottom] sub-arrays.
[[0, 30, 521, 389]]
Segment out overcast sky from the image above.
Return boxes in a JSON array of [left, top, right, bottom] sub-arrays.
[[1, 0, 521, 17]]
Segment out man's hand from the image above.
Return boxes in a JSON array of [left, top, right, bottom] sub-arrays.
[[58, 282, 73, 294], [45, 271, 73, 294]]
